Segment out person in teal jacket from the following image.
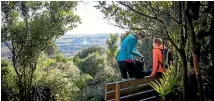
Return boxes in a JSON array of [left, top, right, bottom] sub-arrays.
[[117, 32, 146, 80]]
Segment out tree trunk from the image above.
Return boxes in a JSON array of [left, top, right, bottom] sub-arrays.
[[210, 5, 214, 100], [210, 13, 214, 101], [179, 50, 188, 101], [18, 79, 26, 101], [22, 2, 31, 101], [177, 2, 188, 101], [185, 2, 205, 101], [211, 32, 214, 101]]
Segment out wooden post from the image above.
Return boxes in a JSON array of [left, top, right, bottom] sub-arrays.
[[105, 85, 107, 100], [115, 83, 120, 101]]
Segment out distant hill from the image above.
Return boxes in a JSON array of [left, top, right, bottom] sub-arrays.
[[56, 34, 120, 57], [1, 34, 121, 58]]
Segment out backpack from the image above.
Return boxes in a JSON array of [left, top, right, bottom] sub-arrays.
[[158, 49, 173, 69], [133, 58, 145, 79]]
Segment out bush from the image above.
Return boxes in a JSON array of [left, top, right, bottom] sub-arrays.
[[73, 74, 93, 90], [56, 53, 67, 63], [33, 67, 80, 101], [79, 84, 105, 101], [77, 64, 121, 101], [149, 65, 182, 101], [94, 66, 121, 84], [32, 54, 84, 101], [1, 59, 19, 101], [73, 45, 105, 63], [75, 52, 107, 77], [72, 45, 121, 101]]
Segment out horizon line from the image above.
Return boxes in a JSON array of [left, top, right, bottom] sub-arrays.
[[65, 33, 123, 35]]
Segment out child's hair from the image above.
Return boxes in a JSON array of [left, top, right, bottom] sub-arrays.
[[138, 31, 146, 38], [153, 38, 162, 45]]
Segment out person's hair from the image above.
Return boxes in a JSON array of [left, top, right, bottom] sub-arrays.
[[138, 31, 146, 38], [153, 38, 162, 45]]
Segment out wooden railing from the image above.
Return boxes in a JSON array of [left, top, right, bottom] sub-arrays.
[[105, 77, 160, 101]]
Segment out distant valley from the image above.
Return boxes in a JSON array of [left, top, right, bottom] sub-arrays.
[[1, 34, 121, 58]]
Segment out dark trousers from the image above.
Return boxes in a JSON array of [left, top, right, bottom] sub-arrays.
[[118, 61, 135, 79], [144, 69, 163, 77]]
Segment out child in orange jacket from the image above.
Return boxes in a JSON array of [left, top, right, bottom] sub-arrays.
[[150, 38, 165, 78]]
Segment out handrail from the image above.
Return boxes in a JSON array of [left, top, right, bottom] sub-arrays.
[[105, 77, 158, 101]]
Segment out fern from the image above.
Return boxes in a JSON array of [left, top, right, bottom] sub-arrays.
[[149, 65, 181, 100]]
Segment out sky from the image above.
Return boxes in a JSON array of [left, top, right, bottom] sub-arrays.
[[65, 1, 125, 35]]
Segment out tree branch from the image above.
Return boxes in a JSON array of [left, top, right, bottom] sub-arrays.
[[146, 1, 158, 17], [163, 26, 179, 51], [117, 1, 165, 24], [135, 2, 143, 12], [179, 1, 186, 50], [3, 41, 12, 56], [107, 21, 162, 33], [148, 2, 181, 24], [183, 19, 188, 46]]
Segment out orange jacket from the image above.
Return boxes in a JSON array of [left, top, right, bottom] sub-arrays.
[[150, 45, 165, 77]]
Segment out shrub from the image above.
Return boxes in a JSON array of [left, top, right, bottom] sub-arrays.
[[75, 52, 107, 77], [149, 65, 182, 101], [32, 54, 83, 101], [1, 59, 19, 100], [73, 45, 105, 63]]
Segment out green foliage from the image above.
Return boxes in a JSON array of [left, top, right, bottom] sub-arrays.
[[1, 59, 19, 100], [1, 1, 80, 100], [96, 1, 182, 47], [35, 68, 79, 101], [1, 39, 121, 101], [44, 42, 60, 58], [97, 2, 214, 100], [106, 34, 119, 67], [73, 74, 93, 90], [44, 41, 72, 63], [149, 65, 182, 100], [33, 53, 85, 101], [97, 66, 121, 83], [56, 53, 67, 63], [1, 60, 18, 89], [106, 34, 119, 57], [75, 52, 107, 77], [73, 45, 105, 61], [78, 66, 120, 101], [139, 37, 153, 69], [79, 84, 105, 101], [72, 44, 121, 101], [1, 59, 10, 69]]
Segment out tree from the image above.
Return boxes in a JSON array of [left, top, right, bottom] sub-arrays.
[[75, 52, 107, 77], [106, 34, 119, 68], [45, 41, 60, 58], [1, 1, 80, 100], [96, 1, 214, 101], [73, 45, 105, 61]]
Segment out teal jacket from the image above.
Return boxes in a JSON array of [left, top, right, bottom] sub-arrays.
[[117, 34, 142, 61]]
